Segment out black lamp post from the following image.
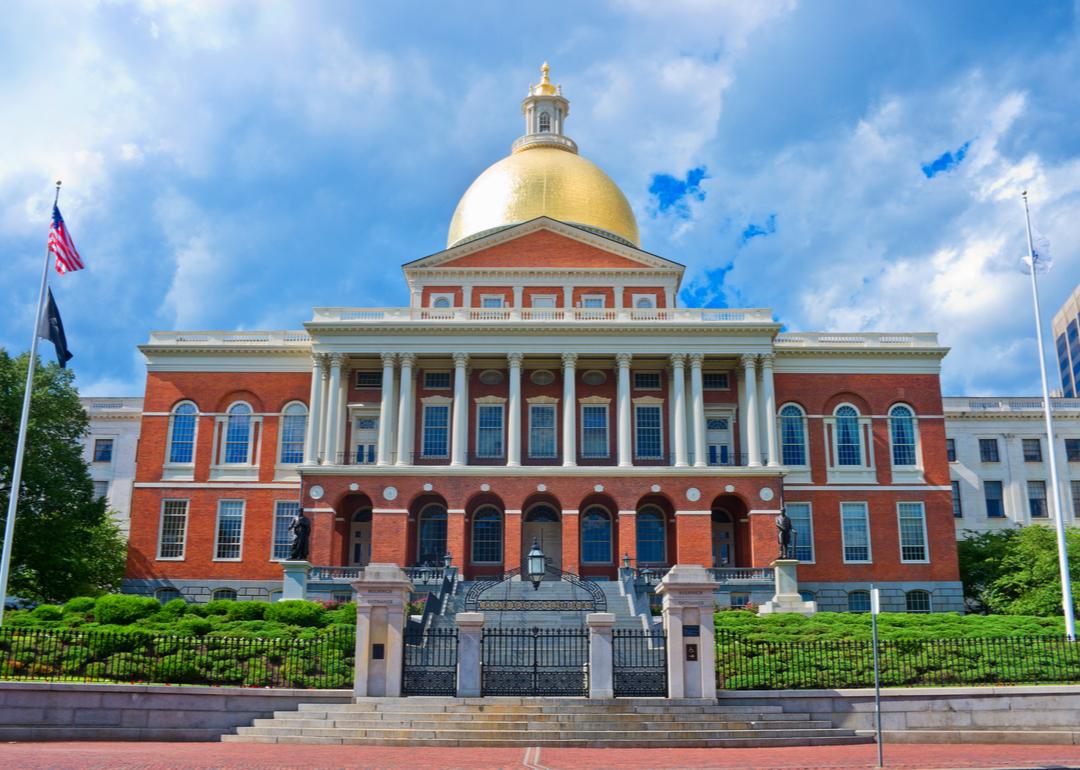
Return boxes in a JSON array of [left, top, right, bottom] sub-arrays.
[[527, 538, 546, 590]]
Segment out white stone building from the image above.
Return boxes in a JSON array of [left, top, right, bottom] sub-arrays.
[[81, 396, 142, 537], [944, 396, 1080, 537]]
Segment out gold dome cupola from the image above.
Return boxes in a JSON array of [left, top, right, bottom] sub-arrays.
[[446, 63, 640, 248]]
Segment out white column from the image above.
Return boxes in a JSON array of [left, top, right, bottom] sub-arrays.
[[408, 283, 421, 309], [377, 353, 396, 466], [563, 285, 573, 309], [316, 358, 330, 464], [451, 352, 469, 466], [742, 354, 761, 467], [761, 353, 779, 467], [512, 286, 524, 308], [562, 352, 577, 467], [305, 354, 325, 464], [689, 353, 707, 468], [461, 286, 472, 309], [507, 352, 523, 467], [616, 353, 632, 467], [395, 353, 416, 466], [671, 353, 688, 467], [323, 353, 344, 465]]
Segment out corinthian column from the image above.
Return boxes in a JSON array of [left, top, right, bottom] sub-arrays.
[[760, 353, 779, 467], [689, 353, 706, 468], [670, 353, 688, 467], [507, 352, 523, 467], [451, 353, 469, 466], [305, 353, 326, 464], [741, 354, 761, 467], [377, 353, 397, 466], [323, 353, 345, 465], [562, 352, 577, 467], [395, 353, 416, 466], [616, 353, 633, 467]]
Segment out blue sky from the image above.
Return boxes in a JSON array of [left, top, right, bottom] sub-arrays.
[[2, 0, 1080, 397]]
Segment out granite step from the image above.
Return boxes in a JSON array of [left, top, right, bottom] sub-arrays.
[[250, 718, 838, 731]]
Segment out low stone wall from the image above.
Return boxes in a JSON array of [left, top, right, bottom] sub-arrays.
[[0, 681, 353, 741], [719, 685, 1080, 744]]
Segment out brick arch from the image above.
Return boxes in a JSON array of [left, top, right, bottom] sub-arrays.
[[214, 389, 265, 413], [407, 493, 449, 569], [823, 391, 871, 415], [520, 491, 563, 517], [464, 493, 505, 579], [274, 397, 309, 413], [634, 494, 675, 568], [334, 493, 374, 566], [710, 493, 751, 569], [464, 491, 505, 516]]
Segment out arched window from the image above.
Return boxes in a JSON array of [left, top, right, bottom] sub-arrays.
[[799, 590, 815, 603], [168, 402, 198, 464], [417, 505, 448, 565], [889, 405, 917, 466], [905, 589, 932, 613], [779, 404, 807, 466], [224, 402, 253, 464], [636, 506, 667, 564], [581, 507, 612, 564], [471, 507, 502, 564], [524, 505, 559, 522], [847, 590, 871, 613], [538, 111, 551, 132], [635, 296, 655, 309], [212, 588, 237, 601], [834, 405, 862, 466], [279, 402, 307, 464], [155, 587, 181, 604], [432, 296, 451, 308]]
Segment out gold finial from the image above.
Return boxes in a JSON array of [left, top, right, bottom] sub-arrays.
[[532, 61, 557, 96], [540, 61, 550, 83]]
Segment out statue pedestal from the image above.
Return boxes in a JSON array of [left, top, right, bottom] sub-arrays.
[[280, 560, 311, 601], [758, 559, 816, 616]]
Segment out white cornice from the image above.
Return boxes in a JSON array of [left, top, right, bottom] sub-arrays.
[[298, 464, 786, 479]]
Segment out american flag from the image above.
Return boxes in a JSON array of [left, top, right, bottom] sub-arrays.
[[49, 204, 84, 275]]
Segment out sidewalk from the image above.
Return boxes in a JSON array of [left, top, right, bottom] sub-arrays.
[[1, 742, 1079, 770]]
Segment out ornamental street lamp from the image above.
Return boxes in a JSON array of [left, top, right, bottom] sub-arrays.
[[527, 538, 546, 590]]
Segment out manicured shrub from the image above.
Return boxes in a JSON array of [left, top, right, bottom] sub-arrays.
[[202, 600, 233, 616], [30, 605, 63, 621], [178, 617, 212, 636], [226, 601, 267, 621], [265, 600, 326, 628], [151, 654, 199, 684], [62, 597, 96, 615], [94, 595, 160, 626], [323, 602, 356, 626], [156, 598, 188, 620]]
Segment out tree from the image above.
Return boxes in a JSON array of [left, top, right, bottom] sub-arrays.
[[957, 528, 1019, 613], [0, 351, 126, 601]]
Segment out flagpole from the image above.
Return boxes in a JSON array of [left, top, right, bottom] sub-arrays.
[[0, 181, 60, 626], [1023, 190, 1077, 640]]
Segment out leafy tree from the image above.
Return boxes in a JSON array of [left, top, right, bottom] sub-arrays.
[[957, 528, 1020, 613], [982, 525, 1080, 617], [0, 350, 126, 601]]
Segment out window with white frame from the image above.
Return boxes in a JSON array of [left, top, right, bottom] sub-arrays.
[[979, 438, 1000, 462], [93, 480, 109, 500], [635, 506, 666, 564], [633, 295, 656, 309], [476, 404, 505, 458], [834, 405, 863, 466], [471, 507, 502, 564], [480, 295, 504, 308], [529, 403, 557, 458], [272, 501, 299, 560], [581, 295, 605, 308], [1028, 480, 1049, 518], [353, 415, 378, 464], [905, 590, 932, 613], [888, 405, 918, 466], [847, 590, 871, 613], [581, 404, 609, 458], [212, 588, 237, 601], [786, 502, 814, 562], [984, 480, 1005, 518], [951, 480, 963, 518], [155, 588, 181, 604], [421, 404, 450, 458], [702, 372, 729, 390], [538, 111, 551, 132], [355, 371, 381, 388], [946, 438, 957, 462], [215, 500, 245, 560], [840, 502, 871, 562], [223, 402, 254, 464], [430, 294, 453, 308], [157, 500, 189, 560], [897, 502, 928, 562], [705, 416, 731, 466], [531, 295, 556, 308], [93, 438, 114, 462], [634, 404, 663, 459], [278, 402, 307, 464], [168, 402, 198, 464], [1022, 438, 1043, 462], [633, 371, 662, 390], [423, 371, 451, 389], [581, 507, 613, 563], [730, 593, 750, 608], [779, 404, 807, 466]]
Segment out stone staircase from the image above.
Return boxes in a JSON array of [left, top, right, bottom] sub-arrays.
[[224, 697, 872, 747]]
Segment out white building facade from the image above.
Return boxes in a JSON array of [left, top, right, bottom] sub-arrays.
[[81, 396, 142, 538]]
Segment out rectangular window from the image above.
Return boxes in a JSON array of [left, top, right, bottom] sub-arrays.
[[945, 438, 956, 462], [215, 500, 245, 560], [951, 480, 963, 518], [423, 371, 451, 389], [476, 404, 505, 458], [786, 502, 814, 562], [528, 404, 557, 458], [1072, 480, 1080, 519], [730, 593, 750, 608], [1066, 439, 1080, 462], [634, 404, 664, 459], [480, 295, 504, 308], [1028, 480, 1048, 518], [633, 371, 662, 390], [581, 405, 609, 458], [157, 500, 189, 560], [1022, 438, 1043, 462], [984, 480, 1005, 518], [840, 502, 871, 563], [93, 480, 109, 500], [703, 372, 730, 390], [272, 501, 299, 560], [582, 295, 605, 308], [93, 438, 114, 462], [354, 371, 381, 388], [979, 438, 1000, 462], [531, 295, 556, 308], [421, 405, 450, 458], [898, 502, 928, 562]]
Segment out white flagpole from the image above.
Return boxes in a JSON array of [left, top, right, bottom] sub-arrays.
[[0, 181, 61, 626], [1023, 190, 1077, 640]]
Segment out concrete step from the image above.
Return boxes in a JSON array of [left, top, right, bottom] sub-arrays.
[[272, 710, 806, 724], [293, 703, 787, 715], [251, 718, 838, 731], [224, 732, 870, 748], [236, 726, 856, 741]]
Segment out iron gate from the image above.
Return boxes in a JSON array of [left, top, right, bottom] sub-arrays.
[[612, 627, 668, 697], [482, 627, 589, 696], [402, 628, 458, 696]]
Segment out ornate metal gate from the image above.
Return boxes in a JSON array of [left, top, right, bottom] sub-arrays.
[[464, 566, 606, 612], [402, 628, 458, 696], [481, 627, 589, 696], [613, 627, 668, 697]]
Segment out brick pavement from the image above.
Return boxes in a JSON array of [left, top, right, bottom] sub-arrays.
[[1, 742, 1079, 770]]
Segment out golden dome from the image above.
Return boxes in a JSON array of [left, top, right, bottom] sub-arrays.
[[447, 146, 640, 248]]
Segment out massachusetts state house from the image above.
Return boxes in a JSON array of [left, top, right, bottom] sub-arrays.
[[124, 65, 962, 613]]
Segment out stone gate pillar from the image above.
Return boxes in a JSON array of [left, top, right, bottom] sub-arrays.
[[455, 612, 484, 697], [657, 564, 719, 699], [586, 612, 616, 699], [351, 563, 413, 698]]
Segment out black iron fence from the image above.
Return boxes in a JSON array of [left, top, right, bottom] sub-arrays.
[[0, 627, 355, 689], [482, 627, 589, 696], [402, 628, 458, 696], [717, 632, 1080, 690], [613, 627, 667, 697]]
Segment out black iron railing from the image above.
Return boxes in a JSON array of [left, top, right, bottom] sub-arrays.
[[716, 632, 1080, 690], [0, 627, 355, 689], [613, 627, 667, 697], [402, 627, 458, 696], [482, 627, 589, 696]]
